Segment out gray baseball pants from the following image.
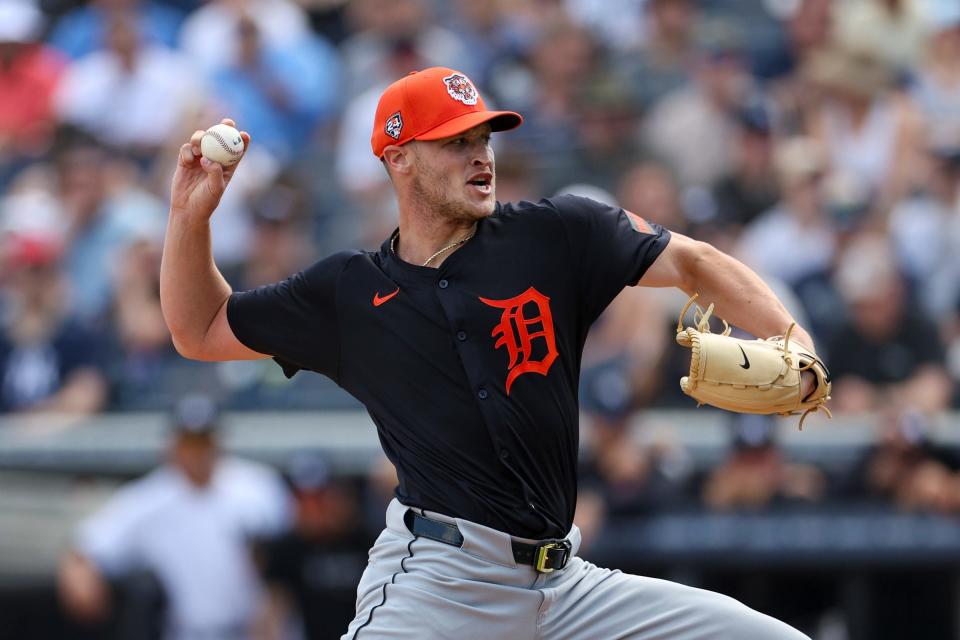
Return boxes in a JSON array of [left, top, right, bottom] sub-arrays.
[[342, 499, 809, 639]]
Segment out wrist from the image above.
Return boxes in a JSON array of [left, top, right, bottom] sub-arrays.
[[790, 325, 816, 352], [169, 206, 213, 227]]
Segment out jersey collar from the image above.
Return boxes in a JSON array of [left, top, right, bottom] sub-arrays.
[[381, 207, 498, 277]]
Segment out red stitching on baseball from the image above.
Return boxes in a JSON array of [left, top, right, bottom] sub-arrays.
[[208, 131, 242, 156]]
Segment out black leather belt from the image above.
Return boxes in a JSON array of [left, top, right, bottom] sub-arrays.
[[403, 510, 572, 573]]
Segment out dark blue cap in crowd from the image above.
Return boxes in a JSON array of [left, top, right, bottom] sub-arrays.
[[285, 452, 332, 492], [170, 394, 221, 436], [729, 413, 776, 450], [580, 356, 634, 422], [737, 102, 772, 135]]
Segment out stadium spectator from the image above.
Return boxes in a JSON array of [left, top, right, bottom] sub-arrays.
[[641, 19, 754, 188], [702, 414, 826, 511], [803, 43, 924, 209], [784, 0, 834, 65], [0, 0, 64, 177], [0, 155, 64, 261], [107, 235, 184, 410], [833, 0, 927, 73], [442, 0, 535, 86], [910, 3, 960, 149], [736, 136, 837, 287], [232, 178, 313, 291], [617, 161, 689, 235], [338, 0, 468, 98], [710, 104, 780, 229], [839, 409, 960, 513], [563, 0, 648, 53], [487, 151, 540, 205], [545, 75, 643, 196], [764, 0, 834, 136], [207, 13, 340, 164], [258, 453, 368, 640], [46, 0, 184, 60], [615, 0, 698, 107], [890, 143, 960, 319], [52, 132, 167, 323], [53, 12, 201, 163], [497, 17, 600, 169], [58, 395, 292, 639], [178, 0, 312, 73], [827, 232, 952, 414], [0, 233, 108, 414], [578, 357, 693, 525], [576, 253, 692, 535]]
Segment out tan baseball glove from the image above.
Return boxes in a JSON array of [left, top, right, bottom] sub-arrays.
[[675, 295, 832, 429]]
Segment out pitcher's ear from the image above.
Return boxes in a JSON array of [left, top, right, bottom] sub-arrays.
[[382, 144, 414, 177]]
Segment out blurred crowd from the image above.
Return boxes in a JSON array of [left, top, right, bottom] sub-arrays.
[[2, 0, 960, 417], [3, 0, 960, 635]]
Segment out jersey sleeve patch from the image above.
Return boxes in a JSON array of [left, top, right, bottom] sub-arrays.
[[624, 209, 653, 234]]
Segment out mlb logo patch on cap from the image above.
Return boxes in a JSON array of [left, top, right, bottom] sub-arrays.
[[385, 112, 403, 140]]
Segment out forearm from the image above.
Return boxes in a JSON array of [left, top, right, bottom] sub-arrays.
[[252, 585, 292, 640], [687, 245, 815, 349], [160, 211, 233, 358], [58, 551, 111, 622]]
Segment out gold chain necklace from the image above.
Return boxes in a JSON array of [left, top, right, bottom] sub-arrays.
[[391, 225, 476, 267]]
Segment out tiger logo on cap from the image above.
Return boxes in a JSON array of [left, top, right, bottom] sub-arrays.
[[442, 73, 478, 106]]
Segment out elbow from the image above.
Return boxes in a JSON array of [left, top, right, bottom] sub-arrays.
[[161, 308, 203, 361], [679, 238, 720, 295], [172, 337, 232, 363], [171, 334, 206, 361]]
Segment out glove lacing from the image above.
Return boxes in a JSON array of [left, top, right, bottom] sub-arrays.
[[781, 322, 833, 430], [676, 293, 730, 337], [678, 294, 832, 430]]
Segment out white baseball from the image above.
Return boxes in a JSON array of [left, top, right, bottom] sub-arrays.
[[200, 123, 245, 166]]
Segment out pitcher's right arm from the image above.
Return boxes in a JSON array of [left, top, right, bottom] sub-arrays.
[[160, 119, 267, 362]]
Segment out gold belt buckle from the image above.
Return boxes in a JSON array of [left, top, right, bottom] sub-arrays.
[[534, 541, 567, 573]]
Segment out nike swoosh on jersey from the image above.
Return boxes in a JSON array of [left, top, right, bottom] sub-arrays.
[[738, 345, 750, 369], [373, 287, 400, 307]]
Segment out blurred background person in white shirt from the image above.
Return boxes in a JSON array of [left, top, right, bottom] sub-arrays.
[[57, 394, 292, 640]]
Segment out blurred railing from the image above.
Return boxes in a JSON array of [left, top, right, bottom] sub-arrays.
[[4, 409, 957, 474], [1, 410, 959, 587]]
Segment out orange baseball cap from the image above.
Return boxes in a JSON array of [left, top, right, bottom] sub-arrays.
[[371, 67, 523, 158]]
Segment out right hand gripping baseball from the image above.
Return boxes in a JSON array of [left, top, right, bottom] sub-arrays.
[[170, 118, 250, 220], [674, 294, 832, 429]]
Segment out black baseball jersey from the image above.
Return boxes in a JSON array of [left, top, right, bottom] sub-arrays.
[[227, 195, 670, 539]]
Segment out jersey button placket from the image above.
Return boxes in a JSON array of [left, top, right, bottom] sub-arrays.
[[456, 330, 467, 341], [477, 389, 488, 400], [438, 279, 449, 289]]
